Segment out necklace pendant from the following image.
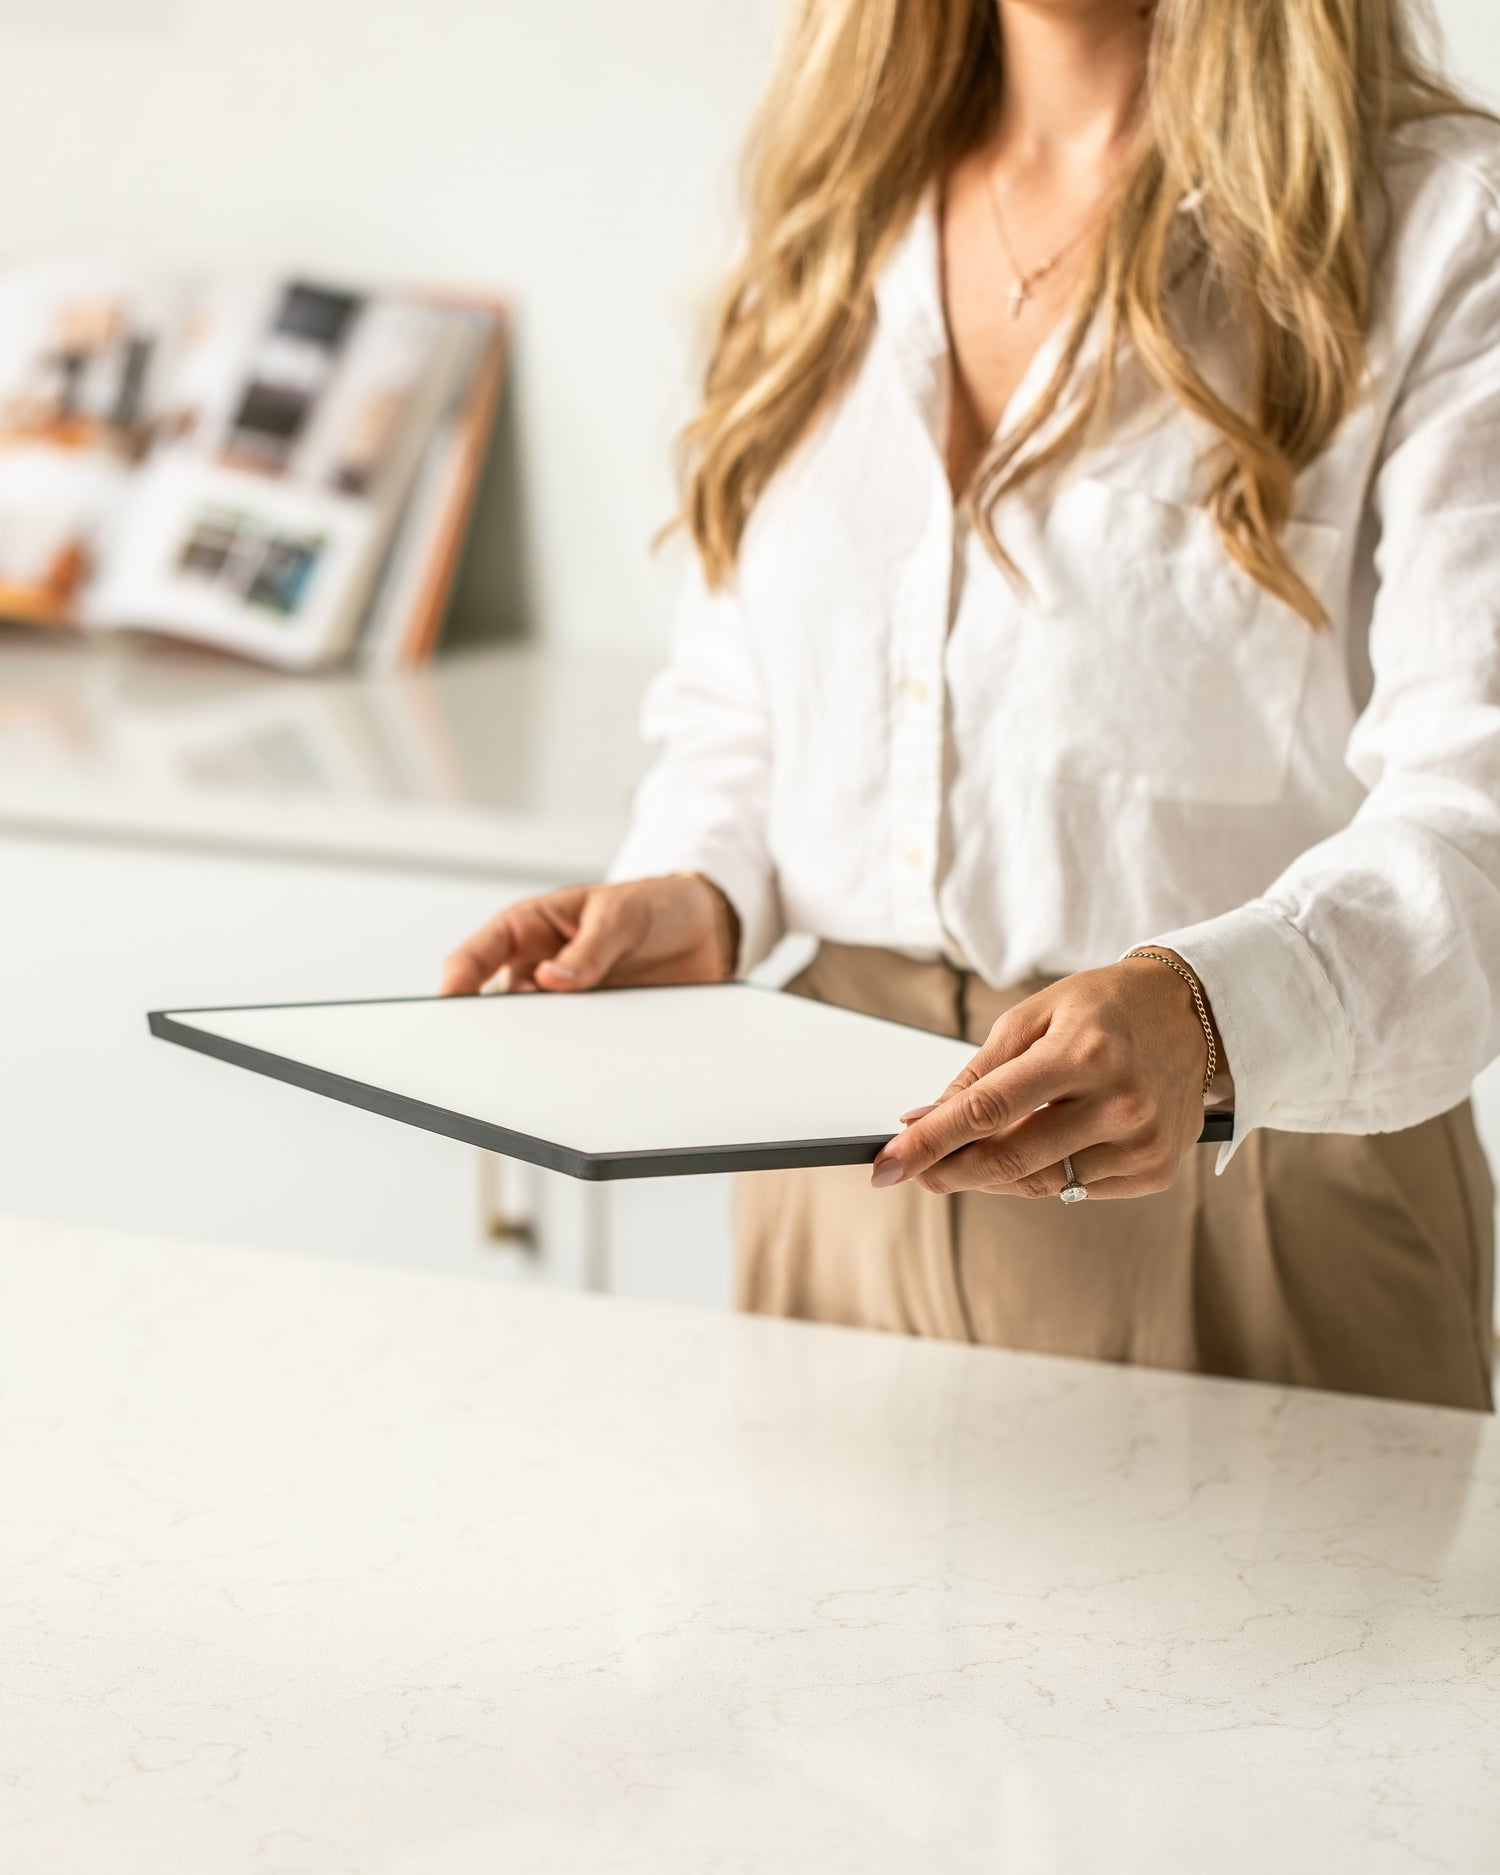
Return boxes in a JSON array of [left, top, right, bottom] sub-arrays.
[[1006, 280, 1029, 319]]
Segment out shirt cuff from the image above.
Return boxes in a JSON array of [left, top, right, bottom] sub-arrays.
[[606, 834, 783, 978], [1132, 900, 1354, 1173]]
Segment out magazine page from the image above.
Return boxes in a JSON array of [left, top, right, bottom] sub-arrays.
[[0, 258, 183, 631], [91, 278, 469, 670]]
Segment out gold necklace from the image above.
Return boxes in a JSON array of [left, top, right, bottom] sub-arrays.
[[982, 166, 1105, 319]]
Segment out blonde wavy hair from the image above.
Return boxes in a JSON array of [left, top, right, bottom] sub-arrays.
[[678, 0, 1476, 625]]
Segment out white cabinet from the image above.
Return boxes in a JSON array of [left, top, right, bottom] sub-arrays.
[[1, 833, 735, 1304]]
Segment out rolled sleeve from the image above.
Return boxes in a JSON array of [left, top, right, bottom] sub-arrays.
[[1140, 902, 1354, 1171], [1139, 176, 1500, 1167]]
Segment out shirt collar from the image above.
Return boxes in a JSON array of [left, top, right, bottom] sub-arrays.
[[871, 181, 1204, 460], [872, 186, 950, 427], [874, 186, 1078, 458]]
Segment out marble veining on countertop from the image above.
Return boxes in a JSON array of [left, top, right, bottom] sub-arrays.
[[1, 1215, 1497, 1874]]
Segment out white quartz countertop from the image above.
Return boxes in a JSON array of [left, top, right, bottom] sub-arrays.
[[3, 1217, 1497, 1875], [0, 629, 657, 880]]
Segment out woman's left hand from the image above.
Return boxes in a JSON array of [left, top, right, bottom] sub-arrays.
[[871, 955, 1219, 1200]]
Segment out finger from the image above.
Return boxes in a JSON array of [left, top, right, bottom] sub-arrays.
[[874, 1041, 1075, 1185], [535, 892, 641, 990], [888, 999, 1055, 1134], [441, 898, 574, 996], [927, 1133, 1181, 1201], [441, 917, 515, 995], [912, 1099, 1112, 1195], [933, 997, 1055, 1106], [1050, 1135, 1184, 1201], [916, 1123, 1149, 1196], [1036, 1172, 1167, 1202]]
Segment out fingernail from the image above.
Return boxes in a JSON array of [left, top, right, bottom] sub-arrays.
[[900, 1103, 936, 1124], [540, 962, 578, 981], [870, 1158, 906, 1189]]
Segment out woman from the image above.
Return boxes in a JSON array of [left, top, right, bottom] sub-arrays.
[[445, 0, 1500, 1411]]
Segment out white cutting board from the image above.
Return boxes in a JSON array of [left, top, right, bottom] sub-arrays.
[[149, 984, 977, 1179]]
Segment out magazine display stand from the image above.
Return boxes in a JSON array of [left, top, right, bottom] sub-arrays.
[[0, 258, 507, 670]]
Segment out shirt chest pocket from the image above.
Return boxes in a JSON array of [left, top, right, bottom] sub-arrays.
[[992, 476, 1343, 806]]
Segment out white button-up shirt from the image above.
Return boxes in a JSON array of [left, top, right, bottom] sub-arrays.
[[610, 115, 1500, 1165]]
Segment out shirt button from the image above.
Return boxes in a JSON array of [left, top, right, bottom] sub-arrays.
[[904, 677, 929, 704], [903, 847, 925, 870]]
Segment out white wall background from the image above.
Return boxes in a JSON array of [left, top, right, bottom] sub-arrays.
[[1434, 0, 1500, 102], [0, 0, 781, 653]]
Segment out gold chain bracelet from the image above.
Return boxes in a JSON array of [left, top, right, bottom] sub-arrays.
[[675, 872, 740, 979], [1124, 949, 1217, 1094]]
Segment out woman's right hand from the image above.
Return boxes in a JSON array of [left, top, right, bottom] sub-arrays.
[[439, 874, 736, 996]]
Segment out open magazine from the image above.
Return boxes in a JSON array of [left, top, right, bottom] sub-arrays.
[[0, 259, 507, 671]]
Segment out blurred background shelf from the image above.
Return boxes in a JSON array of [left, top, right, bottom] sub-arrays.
[[0, 627, 657, 878], [0, 628, 735, 1311]]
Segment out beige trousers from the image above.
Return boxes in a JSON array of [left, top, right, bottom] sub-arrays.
[[736, 942, 1496, 1412]]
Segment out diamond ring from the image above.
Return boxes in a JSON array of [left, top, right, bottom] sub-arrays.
[[1059, 1155, 1088, 1204]]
